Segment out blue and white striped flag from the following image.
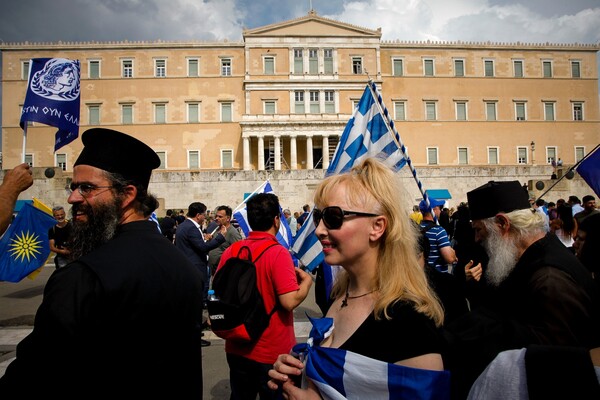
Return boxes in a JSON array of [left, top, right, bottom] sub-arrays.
[[20, 58, 81, 151], [294, 317, 450, 400], [292, 83, 406, 273], [232, 180, 293, 249]]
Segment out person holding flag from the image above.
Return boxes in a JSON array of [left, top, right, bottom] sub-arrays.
[[268, 158, 449, 399], [0, 163, 34, 236]]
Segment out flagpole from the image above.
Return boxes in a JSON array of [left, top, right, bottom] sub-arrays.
[[537, 143, 600, 200], [366, 80, 438, 222], [21, 125, 28, 163]]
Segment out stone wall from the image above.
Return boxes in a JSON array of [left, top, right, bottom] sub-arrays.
[[4, 165, 592, 215]]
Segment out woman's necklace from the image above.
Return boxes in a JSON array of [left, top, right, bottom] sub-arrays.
[[340, 287, 375, 308]]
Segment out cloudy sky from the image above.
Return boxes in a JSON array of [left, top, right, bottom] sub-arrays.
[[1, 0, 599, 44]]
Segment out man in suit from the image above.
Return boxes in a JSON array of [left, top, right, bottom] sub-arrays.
[[176, 202, 226, 308]]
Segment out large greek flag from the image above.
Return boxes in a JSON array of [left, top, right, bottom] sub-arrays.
[[20, 58, 81, 151], [292, 83, 406, 272], [232, 180, 293, 248], [294, 317, 450, 400]]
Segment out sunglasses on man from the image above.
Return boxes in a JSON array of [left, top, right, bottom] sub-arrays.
[[313, 206, 378, 230]]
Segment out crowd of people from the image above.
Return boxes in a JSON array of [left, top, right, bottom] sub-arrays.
[[1, 127, 599, 399]]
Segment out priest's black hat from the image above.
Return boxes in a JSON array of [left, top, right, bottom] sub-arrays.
[[74, 128, 160, 189], [467, 180, 530, 220]]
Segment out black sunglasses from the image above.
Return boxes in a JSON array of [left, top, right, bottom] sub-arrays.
[[313, 206, 378, 230]]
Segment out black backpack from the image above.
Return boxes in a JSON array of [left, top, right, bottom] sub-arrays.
[[207, 239, 278, 342]]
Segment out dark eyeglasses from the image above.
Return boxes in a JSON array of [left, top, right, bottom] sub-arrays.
[[313, 206, 379, 230], [69, 183, 114, 197]]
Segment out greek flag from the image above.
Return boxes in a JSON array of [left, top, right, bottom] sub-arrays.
[[0, 203, 57, 282], [232, 180, 293, 248], [576, 146, 600, 197], [292, 83, 406, 272], [20, 58, 81, 151], [293, 317, 450, 400]]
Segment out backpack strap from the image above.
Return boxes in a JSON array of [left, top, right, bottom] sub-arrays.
[[420, 220, 437, 234]]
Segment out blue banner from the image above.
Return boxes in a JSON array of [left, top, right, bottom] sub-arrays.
[[0, 203, 57, 282], [20, 58, 81, 151]]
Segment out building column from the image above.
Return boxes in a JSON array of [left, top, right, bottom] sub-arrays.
[[258, 136, 265, 171], [322, 135, 330, 170], [274, 135, 281, 170], [243, 136, 250, 171], [306, 135, 314, 170], [290, 134, 297, 170]]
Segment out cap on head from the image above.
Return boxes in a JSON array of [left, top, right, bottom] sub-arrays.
[[419, 198, 445, 212], [74, 128, 160, 189], [467, 180, 530, 220]]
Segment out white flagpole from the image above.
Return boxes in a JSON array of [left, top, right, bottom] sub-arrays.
[[22, 125, 28, 163]]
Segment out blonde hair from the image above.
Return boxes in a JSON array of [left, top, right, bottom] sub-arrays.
[[314, 158, 444, 326]]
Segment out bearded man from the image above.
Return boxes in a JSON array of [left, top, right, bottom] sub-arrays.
[[444, 180, 600, 399], [0, 129, 205, 398]]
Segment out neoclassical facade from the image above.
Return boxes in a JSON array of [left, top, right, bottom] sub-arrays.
[[1, 10, 599, 176]]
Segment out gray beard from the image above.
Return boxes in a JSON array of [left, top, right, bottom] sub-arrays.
[[483, 224, 519, 287], [69, 199, 121, 260]]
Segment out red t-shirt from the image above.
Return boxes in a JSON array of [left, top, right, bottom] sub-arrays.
[[216, 231, 300, 364]]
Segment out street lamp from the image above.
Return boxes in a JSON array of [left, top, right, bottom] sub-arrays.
[[530, 141, 535, 164]]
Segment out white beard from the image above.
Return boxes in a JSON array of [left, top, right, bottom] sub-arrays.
[[483, 224, 519, 287]]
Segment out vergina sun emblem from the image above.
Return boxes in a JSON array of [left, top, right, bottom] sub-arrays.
[[9, 230, 45, 262], [30, 58, 80, 101]]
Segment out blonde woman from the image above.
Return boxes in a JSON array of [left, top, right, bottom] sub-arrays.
[[268, 158, 449, 399]]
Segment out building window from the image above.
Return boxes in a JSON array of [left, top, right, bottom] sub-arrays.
[[24, 154, 34, 167], [456, 102, 467, 121], [122, 59, 133, 78], [394, 101, 406, 121], [425, 101, 437, 121], [458, 147, 468, 164], [88, 60, 100, 79], [294, 91, 305, 113], [56, 153, 67, 171], [293, 49, 303, 74], [155, 59, 166, 77], [571, 61, 581, 78], [486, 102, 497, 121], [121, 104, 133, 124], [484, 60, 494, 77], [517, 147, 528, 164], [393, 58, 403, 76], [88, 104, 100, 125], [188, 150, 200, 169], [264, 100, 276, 114], [309, 91, 319, 113], [515, 102, 526, 121], [22, 61, 30, 80], [427, 148, 438, 165], [187, 103, 200, 123], [264, 56, 274, 75], [352, 99, 360, 110], [156, 151, 166, 169], [309, 49, 318, 74], [454, 59, 464, 77], [221, 58, 232, 76], [424, 59, 434, 76], [488, 147, 499, 165], [221, 102, 232, 122], [188, 58, 199, 77], [573, 102, 583, 120], [575, 146, 585, 162], [324, 49, 333, 74], [352, 57, 363, 74], [542, 61, 552, 78], [221, 149, 233, 169], [546, 147, 557, 165], [544, 102, 555, 121], [513, 60, 523, 77], [154, 103, 166, 123], [324, 91, 335, 113]]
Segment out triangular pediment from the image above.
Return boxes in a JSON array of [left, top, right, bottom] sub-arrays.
[[244, 10, 381, 38]]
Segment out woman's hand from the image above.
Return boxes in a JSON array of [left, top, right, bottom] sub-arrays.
[[267, 353, 320, 399]]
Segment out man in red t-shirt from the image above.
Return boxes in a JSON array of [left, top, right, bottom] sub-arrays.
[[217, 193, 312, 400]]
